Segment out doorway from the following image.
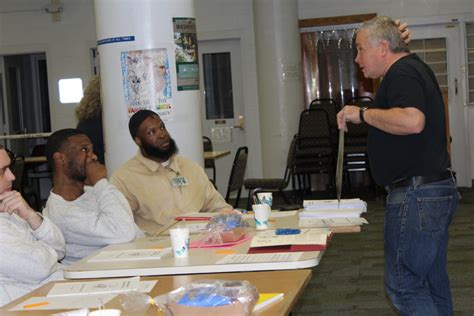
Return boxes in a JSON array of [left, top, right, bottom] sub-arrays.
[[199, 39, 247, 196], [0, 52, 52, 201], [410, 22, 470, 187], [0, 52, 51, 155]]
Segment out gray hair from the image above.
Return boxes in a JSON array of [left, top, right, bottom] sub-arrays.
[[358, 16, 409, 53]]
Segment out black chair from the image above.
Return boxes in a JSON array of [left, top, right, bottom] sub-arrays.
[[202, 136, 217, 186], [293, 109, 334, 198], [6, 149, 41, 211], [244, 136, 296, 210], [224, 146, 248, 208], [309, 98, 340, 148]]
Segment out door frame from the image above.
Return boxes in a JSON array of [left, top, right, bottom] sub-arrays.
[[198, 29, 263, 180], [198, 38, 246, 195], [409, 20, 471, 187]]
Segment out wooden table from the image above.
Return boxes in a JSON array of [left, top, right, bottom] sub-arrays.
[[0, 270, 312, 316], [203, 150, 231, 160], [63, 233, 323, 279], [63, 210, 363, 279]]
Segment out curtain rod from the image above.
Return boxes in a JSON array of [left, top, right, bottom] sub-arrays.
[[300, 22, 362, 33]]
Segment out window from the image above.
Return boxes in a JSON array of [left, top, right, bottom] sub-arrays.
[[202, 52, 234, 119], [410, 38, 448, 89]]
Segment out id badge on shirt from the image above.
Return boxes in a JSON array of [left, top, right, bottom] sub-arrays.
[[171, 176, 188, 187]]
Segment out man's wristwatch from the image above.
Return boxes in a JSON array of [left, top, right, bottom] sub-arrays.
[[359, 107, 368, 124]]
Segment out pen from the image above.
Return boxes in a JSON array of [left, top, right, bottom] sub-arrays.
[[23, 301, 49, 309]]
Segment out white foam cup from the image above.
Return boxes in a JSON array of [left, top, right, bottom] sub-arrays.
[[169, 227, 190, 258], [252, 204, 271, 230]]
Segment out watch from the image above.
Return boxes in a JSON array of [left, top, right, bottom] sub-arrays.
[[359, 107, 368, 123]]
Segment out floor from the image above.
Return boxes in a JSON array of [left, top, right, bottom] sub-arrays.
[[285, 186, 474, 315]]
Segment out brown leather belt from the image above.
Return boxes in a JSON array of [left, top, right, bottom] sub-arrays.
[[388, 170, 453, 191]]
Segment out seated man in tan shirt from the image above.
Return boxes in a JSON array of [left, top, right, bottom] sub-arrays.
[[111, 110, 233, 234]]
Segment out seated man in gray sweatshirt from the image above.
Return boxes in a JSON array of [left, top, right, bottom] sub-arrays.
[[43, 129, 143, 264], [0, 145, 65, 306]]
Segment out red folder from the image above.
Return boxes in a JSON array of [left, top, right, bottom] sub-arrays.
[[247, 233, 331, 254], [247, 243, 327, 254]]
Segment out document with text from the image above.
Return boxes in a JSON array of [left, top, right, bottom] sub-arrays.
[[216, 252, 303, 264]]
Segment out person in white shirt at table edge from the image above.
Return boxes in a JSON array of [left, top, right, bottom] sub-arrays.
[[0, 145, 65, 307], [43, 129, 143, 265]]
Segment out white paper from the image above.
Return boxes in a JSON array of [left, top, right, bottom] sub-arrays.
[[250, 229, 329, 248], [242, 210, 298, 220], [216, 252, 303, 264], [88, 248, 171, 262], [303, 198, 366, 212], [47, 276, 140, 297], [299, 217, 369, 227], [138, 280, 158, 293], [9, 294, 115, 311], [9, 280, 158, 312], [299, 209, 365, 219]]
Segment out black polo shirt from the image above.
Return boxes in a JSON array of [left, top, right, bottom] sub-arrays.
[[368, 54, 450, 186]]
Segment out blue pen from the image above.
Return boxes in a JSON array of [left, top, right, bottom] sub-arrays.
[[275, 228, 301, 235]]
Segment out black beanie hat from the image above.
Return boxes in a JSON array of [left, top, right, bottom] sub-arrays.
[[128, 110, 158, 139]]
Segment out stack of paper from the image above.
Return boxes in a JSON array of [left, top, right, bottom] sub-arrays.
[[300, 198, 366, 219]]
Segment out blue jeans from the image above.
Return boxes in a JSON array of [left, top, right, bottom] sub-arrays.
[[384, 178, 459, 316]]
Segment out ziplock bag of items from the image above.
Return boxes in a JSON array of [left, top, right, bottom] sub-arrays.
[[153, 279, 258, 316], [198, 213, 250, 245]]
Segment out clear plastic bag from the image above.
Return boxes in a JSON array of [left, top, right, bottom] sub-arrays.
[[153, 279, 258, 316], [198, 213, 250, 245]]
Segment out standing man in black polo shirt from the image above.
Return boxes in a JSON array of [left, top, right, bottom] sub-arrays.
[[337, 16, 459, 315]]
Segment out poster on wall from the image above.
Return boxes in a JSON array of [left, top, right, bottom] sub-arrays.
[[120, 48, 173, 120], [173, 17, 199, 91]]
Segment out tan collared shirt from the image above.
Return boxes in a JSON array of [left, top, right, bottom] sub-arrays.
[[110, 151, 232, 234]]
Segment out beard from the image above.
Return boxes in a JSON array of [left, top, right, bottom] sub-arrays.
[[68, 159, 87, 182], [141, 137, 179, 161]]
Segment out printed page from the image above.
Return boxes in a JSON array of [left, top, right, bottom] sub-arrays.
[[47, 276, 140, 297], [9, 294, 116, 311], [250, 229, 329, 248], [216, 252, 303, 264], [88, 248, 171, 262], [299, 217, 369, 228]]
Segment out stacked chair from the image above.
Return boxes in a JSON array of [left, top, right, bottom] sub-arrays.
[[293, 108, 335, 199], [309, 98, 340, 149]]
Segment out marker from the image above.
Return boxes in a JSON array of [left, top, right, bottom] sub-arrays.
[[23, 301, 49, 309]]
